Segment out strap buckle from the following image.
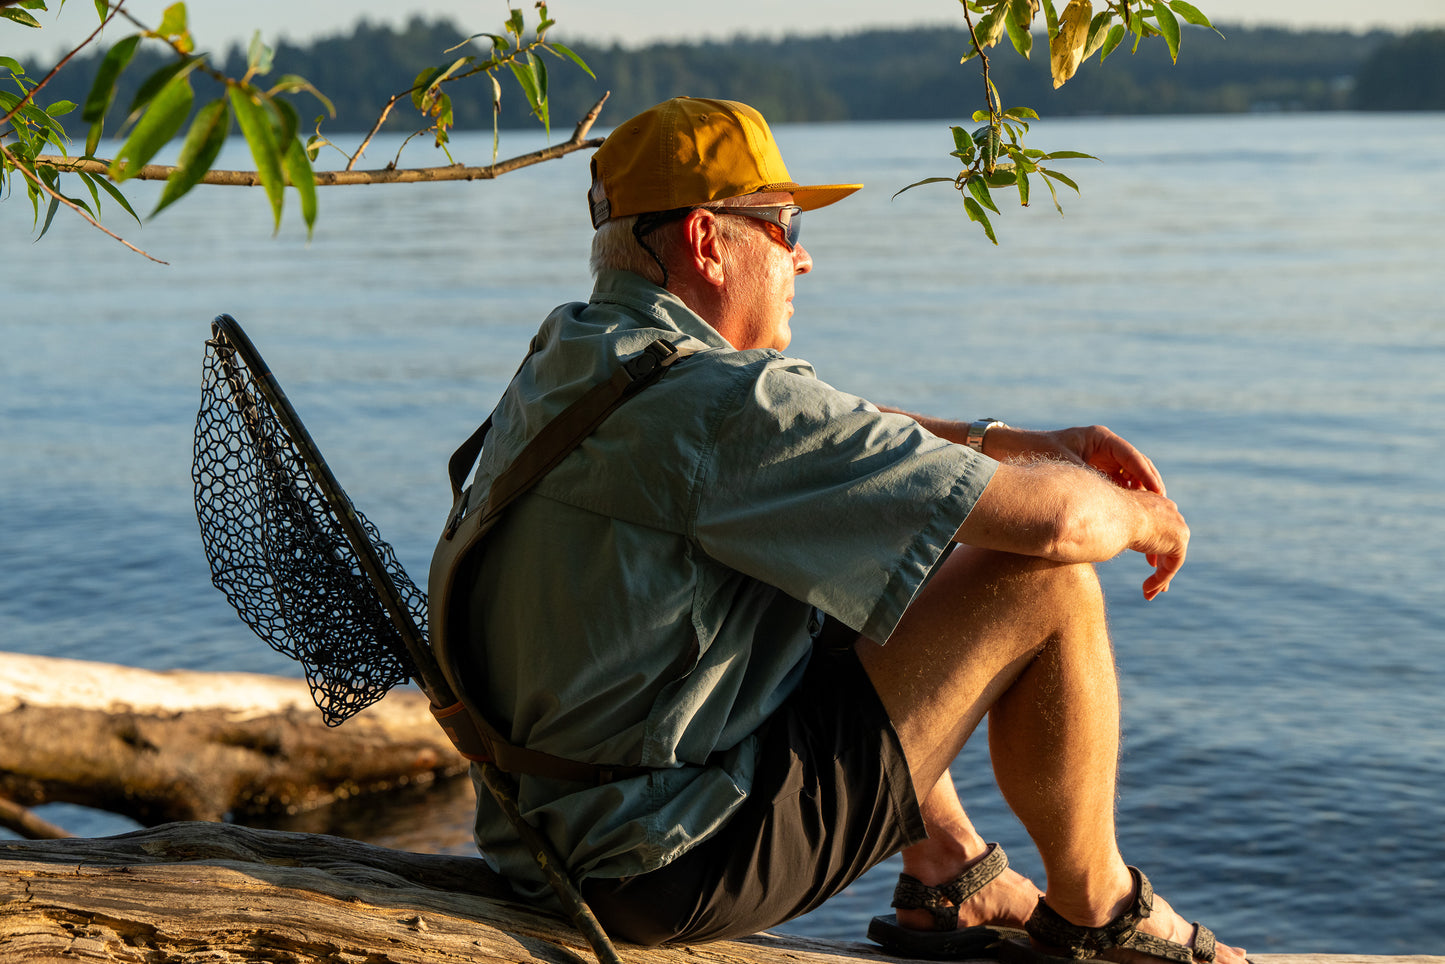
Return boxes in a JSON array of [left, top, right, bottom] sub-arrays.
[[621, 339, 680, 382]]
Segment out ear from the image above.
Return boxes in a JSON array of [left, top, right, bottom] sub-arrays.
[[680, 208, 727, 289]]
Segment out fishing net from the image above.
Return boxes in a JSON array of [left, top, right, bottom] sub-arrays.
[[192, 321, 423, 726]]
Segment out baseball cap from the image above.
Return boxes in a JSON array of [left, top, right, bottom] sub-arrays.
[[588, 96, 862, 228]]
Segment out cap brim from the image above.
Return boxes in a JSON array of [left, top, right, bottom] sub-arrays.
[[768, 182, 863, 211]]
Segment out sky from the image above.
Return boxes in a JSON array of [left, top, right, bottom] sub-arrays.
[[12, 0, 1445, 61]]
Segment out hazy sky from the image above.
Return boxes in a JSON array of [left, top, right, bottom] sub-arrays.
[[14, 0, 1444, 60]]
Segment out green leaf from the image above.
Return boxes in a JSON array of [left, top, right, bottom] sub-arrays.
[[1153, 1, 1181, 63], [0, 8, 43, 27], [507, 8, 525, 38], [966, 176, 1000, 214], [1042, 168, 1080, 192], [1004, 3, 1033, 58], [152, 97, 228, 216], [1044, 0, 1060, 37], [87, 168, 142, 224], [125, 55, 197, 118], [83, 34, 141, 123], [547, 42, 595, 79], [155, 2, 187, 39], [268, 94, 299, 152], [1099, 23, 1126, 61], [269, 74, 335, 118], [973, 5, 1008, 49], [1017, 169, 1031, 206], [45, 100, 77, 117], [110, 67, 194, 180], [983, 165, 1018, 187], [247, 30, 274, 76], [508, 57, 541, 114], [1040, 149, 1098, 160], [1002, 106, 1039, 121], [1082, 11, 1113, 60], [963, 196, 998, 244], [1, 56, 25, 74], [37, 196, 61, 240], [1040, 169, 1063, 213], [229, 84, 285, 232], [892, 176, 957, 199], [1168, 0, 1215, 29], [282, 135, 317, 238], [94, 0, 109, 20]]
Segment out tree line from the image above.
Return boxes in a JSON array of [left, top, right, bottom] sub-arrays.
[[26, 18, 1441, 142]]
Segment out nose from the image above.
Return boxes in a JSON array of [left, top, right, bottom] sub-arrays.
[[793, 242, 813, 275]]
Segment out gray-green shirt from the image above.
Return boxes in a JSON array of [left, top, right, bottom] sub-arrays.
[[459, 269, 996, 895]]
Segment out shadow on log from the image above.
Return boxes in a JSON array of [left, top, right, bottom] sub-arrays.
[[0, 653, 467, 828], [2, 823, 1438, 964]]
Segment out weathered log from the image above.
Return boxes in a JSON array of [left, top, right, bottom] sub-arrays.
[[0, 653, 467, 826], [0, 822, 1436, 964]]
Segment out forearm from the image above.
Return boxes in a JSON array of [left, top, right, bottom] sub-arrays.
[[955, 460, 1183, 565]]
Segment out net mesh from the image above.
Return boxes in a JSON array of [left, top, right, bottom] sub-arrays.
[[192, 329, 423, 726]]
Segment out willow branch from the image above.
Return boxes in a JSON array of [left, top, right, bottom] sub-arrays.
[[344, 40, 547, 172], [34, 94, 610, 188], [0, 1, 126, 129], [1, 141, 166, 263]]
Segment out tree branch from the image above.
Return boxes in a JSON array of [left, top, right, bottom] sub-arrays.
[[33, 93, 610, 188], [0, 795, 71, 840]]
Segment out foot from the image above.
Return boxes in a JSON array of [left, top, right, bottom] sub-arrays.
[[1034, 868, 1247, 964], [896, 845, 1042, 934]]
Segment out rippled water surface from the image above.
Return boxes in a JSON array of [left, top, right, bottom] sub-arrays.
[[2, 113, 1442, 953]]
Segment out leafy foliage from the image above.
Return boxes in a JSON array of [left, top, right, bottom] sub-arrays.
[[1, 1, 592, 250], [903, 0, 1221, 243]]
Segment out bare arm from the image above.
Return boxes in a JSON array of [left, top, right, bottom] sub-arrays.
[[878, 408, 1187, 599]]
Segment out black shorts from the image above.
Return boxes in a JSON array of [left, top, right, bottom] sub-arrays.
[[581, 623, 926, 945]]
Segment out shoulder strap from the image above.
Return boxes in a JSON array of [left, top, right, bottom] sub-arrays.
[[427, 338, 695, 784]]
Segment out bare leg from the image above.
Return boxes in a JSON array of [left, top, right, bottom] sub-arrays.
[[857, 546, 1245, 962]]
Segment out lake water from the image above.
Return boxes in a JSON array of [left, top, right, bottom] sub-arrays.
[[2, 113, 1443, 954]]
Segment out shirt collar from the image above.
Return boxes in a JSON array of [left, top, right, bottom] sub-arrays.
[[590, 269, 735, 352]]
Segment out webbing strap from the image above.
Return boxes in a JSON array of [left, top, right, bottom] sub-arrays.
[[429, 337, 695, 785]]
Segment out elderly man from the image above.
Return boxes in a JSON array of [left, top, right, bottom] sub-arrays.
[[429, 96, 1245, 963]]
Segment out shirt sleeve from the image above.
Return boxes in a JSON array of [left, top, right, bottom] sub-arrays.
[[692, 356, 997, 643]]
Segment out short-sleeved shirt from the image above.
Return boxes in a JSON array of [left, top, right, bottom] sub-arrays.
[[456, 269, 997, 896]]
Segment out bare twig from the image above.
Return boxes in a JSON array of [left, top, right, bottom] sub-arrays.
[[0, 794, 72, 840], [2, 141, 166, 263]]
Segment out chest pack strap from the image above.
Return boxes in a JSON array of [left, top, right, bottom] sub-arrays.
[[427, 338, 695, 785]]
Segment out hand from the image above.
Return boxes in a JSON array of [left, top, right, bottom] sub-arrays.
[[1130, 488, 1190, 600]]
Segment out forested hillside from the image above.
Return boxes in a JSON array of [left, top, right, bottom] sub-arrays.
[[32, 18, 1439, 139]]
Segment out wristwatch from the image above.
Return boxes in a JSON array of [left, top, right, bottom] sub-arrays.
[[964, 418, 1006, 452]]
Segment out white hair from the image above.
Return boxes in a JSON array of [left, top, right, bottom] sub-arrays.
[[588, 201, 759, 283]]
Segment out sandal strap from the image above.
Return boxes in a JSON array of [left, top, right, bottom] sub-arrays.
[[891, 842, 1009, 931], [1023, 868, 1215, 964]]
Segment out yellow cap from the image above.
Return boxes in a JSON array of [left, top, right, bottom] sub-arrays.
[[588, 96, 862, 228]]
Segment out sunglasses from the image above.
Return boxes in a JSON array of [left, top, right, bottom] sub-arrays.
[[716, 204, 804, 250]]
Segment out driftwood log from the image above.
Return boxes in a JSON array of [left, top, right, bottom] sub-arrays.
[[1, 823, 1439, 964], [0, 653, 467, 828]]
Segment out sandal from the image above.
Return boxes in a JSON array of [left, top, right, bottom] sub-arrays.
[[999, 867, 1219, 964], [867, 842, 1028, 960]]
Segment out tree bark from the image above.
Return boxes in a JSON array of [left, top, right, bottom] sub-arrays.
[[0, 823, 1434, 964], [0, 653, 467, 828]]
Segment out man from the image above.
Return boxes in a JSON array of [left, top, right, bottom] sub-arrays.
[[431, 96, 1246, 963]]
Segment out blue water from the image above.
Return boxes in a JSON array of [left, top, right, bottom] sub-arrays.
[[2, 113, 1443, 953]]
